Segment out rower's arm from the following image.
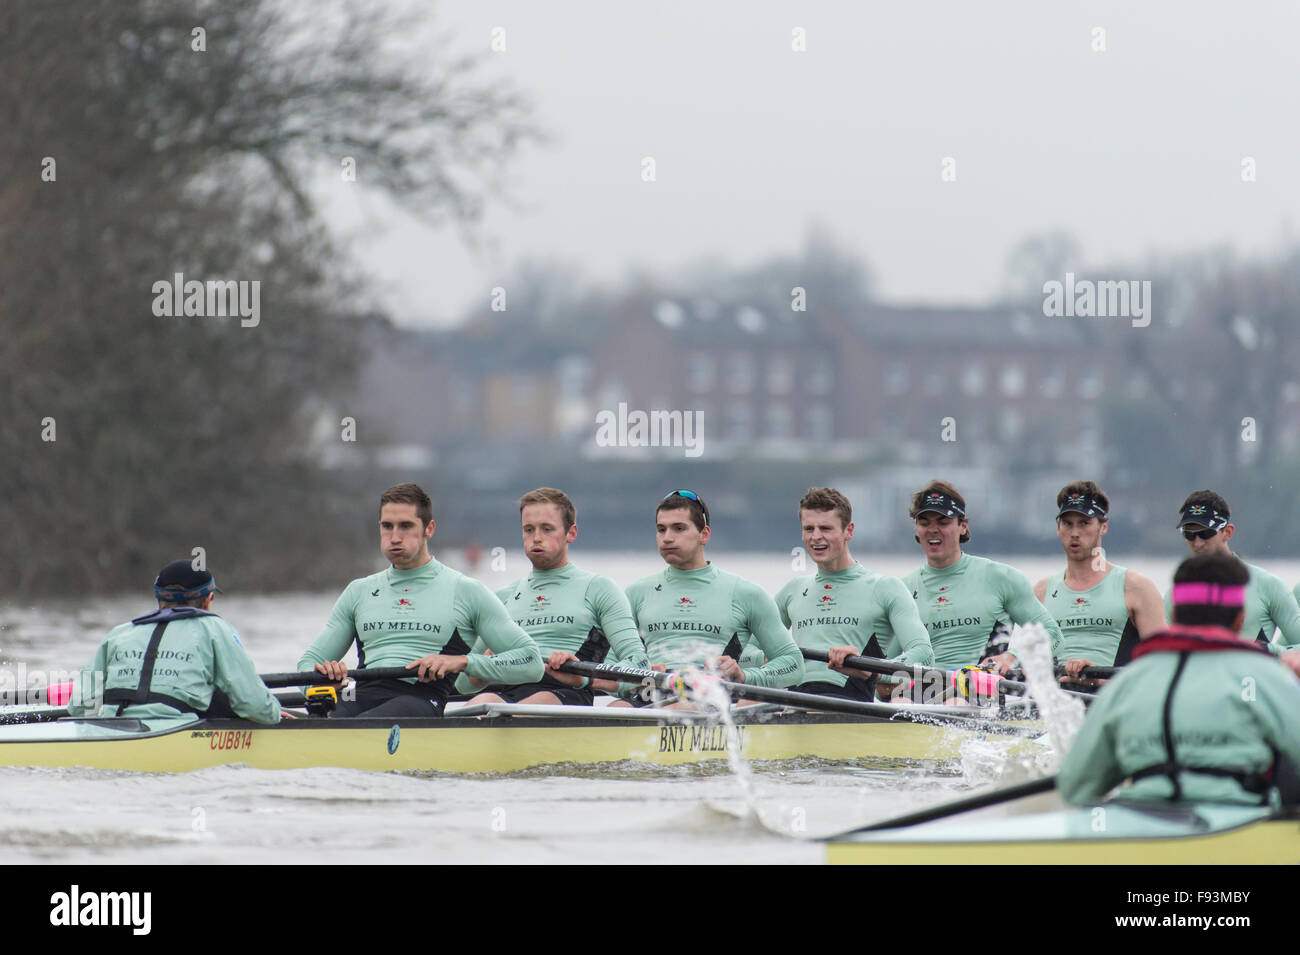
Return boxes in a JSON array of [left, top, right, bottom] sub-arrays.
[[1124, 570, 1167, 638], [1032, 577, 1048, 605], [210, 623, 281, 724], [880, 577, 935, 667], [1266, 577, 1300, 652], [773, 579, 795, 630], [454, 578, 544, 689], [999, 565, 1065, 660], [738, 582, 805, 688], [297, 583, 362, 673], [590, 577, 649, 671], [67, 637, 111, 716], [1057, 682, 1125, 804]]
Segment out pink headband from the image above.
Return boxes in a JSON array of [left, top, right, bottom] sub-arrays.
[[1171, 582, 1246, 607]]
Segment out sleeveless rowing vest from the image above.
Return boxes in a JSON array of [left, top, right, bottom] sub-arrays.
[[1042, 566, 1139, 665]]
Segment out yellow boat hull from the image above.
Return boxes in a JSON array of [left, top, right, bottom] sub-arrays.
[[0, 710, 1038, 774], [827, 792, 1300, 864]]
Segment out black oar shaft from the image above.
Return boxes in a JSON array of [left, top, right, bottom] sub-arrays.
[[1054, 664, 1118, 679], [801, 649, 1096, 703], [848, 775, 1058, 833], [555, 660, 1027, 730], [256, 667, 417, 688]]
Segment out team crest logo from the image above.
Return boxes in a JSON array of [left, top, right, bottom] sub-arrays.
[[394, 597, 415, 614], [675, 596, 697, 614], [535, 595, 548, 604], [1074, 597, 1088, 606], [1188, 504, 1207, 516]]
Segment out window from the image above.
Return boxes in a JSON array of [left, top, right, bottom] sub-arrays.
[[767, 357, 793, 395], [884, 365, 908, 396], [727, 355, 755, 394], [766, 403, 793, 438], [1040, 365, 1063, 399], [807, 404, 833, 441], [687, 355, 713, 394], [726, 402, 753, 441], [1078, 370, 1102, 400]]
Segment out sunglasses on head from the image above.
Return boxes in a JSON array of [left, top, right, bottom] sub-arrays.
[[1182, 527, 1219, 541], [662, 489, 709, 525]]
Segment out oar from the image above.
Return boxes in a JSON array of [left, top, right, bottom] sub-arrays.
[[0, 682, 76, 707], [836, 775, 1058, 835], [0, 665, 423, 708], [1053, 664, 1118, 680], [800, 649, 1095, 704], [256, 666, 422, 688], [556, 660, 1038, 736], [0, 706, 69, 725]]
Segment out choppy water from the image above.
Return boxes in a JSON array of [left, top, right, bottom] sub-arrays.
[[1, 551, 1295, 864]]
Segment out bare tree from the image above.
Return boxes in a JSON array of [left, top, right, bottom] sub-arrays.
[[0, 0, 539, 593]]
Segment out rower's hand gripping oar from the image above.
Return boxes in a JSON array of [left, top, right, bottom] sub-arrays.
[[554, 660, 1041, 736], [800, 649, 1096, 705], [1053, 663, 1118, 680]]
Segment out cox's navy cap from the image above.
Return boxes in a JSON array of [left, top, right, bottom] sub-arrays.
[[155, 559, 221, 601]]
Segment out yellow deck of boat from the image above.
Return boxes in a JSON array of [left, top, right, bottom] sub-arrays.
[[826, 790, 1300, 864]]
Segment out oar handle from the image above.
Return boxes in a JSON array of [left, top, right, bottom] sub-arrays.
[[801, 649, 1013, 696], [257, 667, 419, 688], [0, 682, 75, 707], [1053, 664, 1119, 679]]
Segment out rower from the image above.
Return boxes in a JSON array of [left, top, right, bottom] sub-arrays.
[[67, 559, 283, 723], [1059, 552, 1300, 807], [1033, 481, 1165, 687], [297, 483, 543, 717], [774, 487, 933, 701], [902, 480, 1064, 676], [619, 489, 804, 707], [1167, 490, 1300, 652], [463, 487, 648, 706]]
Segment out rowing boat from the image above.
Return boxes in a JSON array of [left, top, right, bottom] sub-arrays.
[[0, 702, 1041, 775], [825, 788, 1300, 864]]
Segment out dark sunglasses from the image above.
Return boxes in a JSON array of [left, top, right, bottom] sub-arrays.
[[662, 489, 709, 525], [1182, 527, 1219, 541]]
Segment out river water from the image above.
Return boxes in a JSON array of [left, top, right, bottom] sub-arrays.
[[1, 551, 1294, 865]]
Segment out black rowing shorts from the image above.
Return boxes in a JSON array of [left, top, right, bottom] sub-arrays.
[[487, 673, 595, 707]]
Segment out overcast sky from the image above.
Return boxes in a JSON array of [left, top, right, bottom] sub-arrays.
[[322, 1, 1300, 327]]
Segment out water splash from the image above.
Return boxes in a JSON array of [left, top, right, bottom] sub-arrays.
[[683, 667, 759, 820], [1008, 622, 1086, 770]]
